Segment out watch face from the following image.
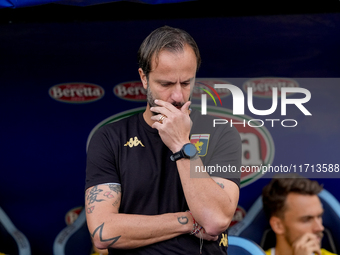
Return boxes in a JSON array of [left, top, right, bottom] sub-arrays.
[[183, 143, 197, 157]]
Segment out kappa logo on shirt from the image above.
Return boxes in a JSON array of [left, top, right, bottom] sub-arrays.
[[190, 134, 210, 157], [124, 136, 145, 148], [219, 233, 228, 247]]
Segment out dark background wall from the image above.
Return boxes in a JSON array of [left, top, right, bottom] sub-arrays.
[[1, 1, 340, 254]]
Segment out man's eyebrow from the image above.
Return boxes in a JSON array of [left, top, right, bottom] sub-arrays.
[[299, 211, 324, 220], [156, 79, 176, 84], [155, 77, 195, 84], [300, 215, 313, 219]]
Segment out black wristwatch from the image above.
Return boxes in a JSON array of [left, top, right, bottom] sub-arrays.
[[170, 143, 198, 161]]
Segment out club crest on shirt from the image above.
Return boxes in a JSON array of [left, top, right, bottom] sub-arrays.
[[190, 134, 210, 157]]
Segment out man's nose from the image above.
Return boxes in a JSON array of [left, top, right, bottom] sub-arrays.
[[171, 83, 184, 103], [313, 218, 324, 233]]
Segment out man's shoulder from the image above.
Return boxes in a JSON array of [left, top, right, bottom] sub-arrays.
[[97, 112, 140, 133], [321, 248, 337, 255], [89, 113, 141, 145], [105, 112, 140, 128]]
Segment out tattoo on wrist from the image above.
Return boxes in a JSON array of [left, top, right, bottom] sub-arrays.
[[178, 216, 189, 225]]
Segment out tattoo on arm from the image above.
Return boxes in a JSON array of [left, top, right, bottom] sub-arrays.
[[85, 184, 121, 214], [108, 184, 121, 208], [216, 182, 225, 189], [91, 222, 121, 247], [109, 184, 121, 194], [87, 206, 95, 214], [112, 199, 119, 207], [85, 186, 106, 214], [178, 216, 189, 225], [103, 191, 114, 199], [87, 186, 105, 204]]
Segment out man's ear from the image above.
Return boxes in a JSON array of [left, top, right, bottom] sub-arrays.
[[269, 216, 285, 235], [138, 68, 148, 89]]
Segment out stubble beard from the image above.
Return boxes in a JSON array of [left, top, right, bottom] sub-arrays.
[[146, 84, 187, 115], [146, 84, 158, 116]]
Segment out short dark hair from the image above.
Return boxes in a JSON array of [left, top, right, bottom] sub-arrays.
[[137, 26, 201, 79], [262, 174, 323, 219]]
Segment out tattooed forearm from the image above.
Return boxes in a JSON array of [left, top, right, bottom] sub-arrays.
[[91, 222, 121, 247], [216, 182, 225, 189], [178, 216, 188, 225]]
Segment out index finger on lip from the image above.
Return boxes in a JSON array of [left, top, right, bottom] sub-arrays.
[[150, 106, 171, 117], [154, 99, 177, 112]]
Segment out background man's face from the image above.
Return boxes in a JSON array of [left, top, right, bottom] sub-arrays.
[[281, 193, 324, 246]]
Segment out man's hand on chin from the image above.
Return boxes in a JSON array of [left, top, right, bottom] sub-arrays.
[[292, 233, 321, 255]]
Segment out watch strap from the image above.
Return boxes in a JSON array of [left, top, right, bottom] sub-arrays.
[[170, 143, 198, 162], [170, 150, 184, 161]]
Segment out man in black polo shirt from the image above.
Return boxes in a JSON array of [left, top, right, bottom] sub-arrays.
[[85, 26, 241, 255]]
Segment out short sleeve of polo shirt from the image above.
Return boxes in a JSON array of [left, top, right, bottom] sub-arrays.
[[85, 125, 121, 190], [190, 109, 242, 187]]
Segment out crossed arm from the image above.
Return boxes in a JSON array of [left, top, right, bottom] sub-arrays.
[[86, 183, 195, 250], [85, 167, 239, 250]]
